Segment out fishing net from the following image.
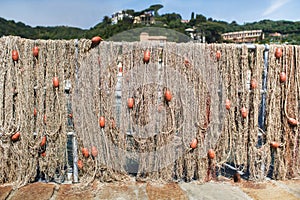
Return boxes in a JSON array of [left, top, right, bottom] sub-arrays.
[[0, 36, 299, 188], [265, 45, 300, 180], [73, 41, 224, 183], [213, 44, 267, 180], [0, 36, 90, 187]]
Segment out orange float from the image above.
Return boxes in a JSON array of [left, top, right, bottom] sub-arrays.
[[225, 99, 231, 110], [240, 107, 248, 118], [207, 149, 215, 159], [216, 50, 221, 61], [99, 116, 105, 128], [53, 76, 59, 88], [190, 138, 198, 149], [143, 49, 150, 63], [33, 46, 39, 57], [275, 47, 282, 59], [40, 136, 47, 147], [164, 90, 172, 102], [279, 72, 286, 83], [270, 141, 280, 148], [77, 160, 83, 169], [250, 79, 257, 89], [91, 36, 102, 45], [288, 117, 298, 126], [82, 147, 89, 158], [12, 50, 19, 61], [127, 97, 134, 109], [11, 132, 21, 142], [33, 108, 37, 117]]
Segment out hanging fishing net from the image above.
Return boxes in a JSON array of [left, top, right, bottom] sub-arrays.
[[0, 35, 299, 188]]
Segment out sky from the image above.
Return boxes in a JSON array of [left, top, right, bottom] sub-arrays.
[[0, 0, 299, 29]]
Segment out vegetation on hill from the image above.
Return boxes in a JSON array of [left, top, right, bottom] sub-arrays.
[[0, 4, 299, 44]]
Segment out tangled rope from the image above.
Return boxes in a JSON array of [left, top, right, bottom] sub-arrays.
[[0, 36, 299, 188]]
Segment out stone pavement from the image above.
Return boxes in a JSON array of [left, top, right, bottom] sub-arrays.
[[0, 179, 299, 200]]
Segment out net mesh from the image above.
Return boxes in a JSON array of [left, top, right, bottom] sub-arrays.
[[0, 36, 299, 188], [73, 41, 223, 183]]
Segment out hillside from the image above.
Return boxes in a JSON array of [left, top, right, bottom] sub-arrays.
[[0, 4, 299, 44]]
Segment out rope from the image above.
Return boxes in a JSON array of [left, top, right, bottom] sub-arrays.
[[0, 36, 299, 187]]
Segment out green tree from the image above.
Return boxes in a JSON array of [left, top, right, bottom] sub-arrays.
[[148, 4, 163, 16], [191, 12, 195, 20], [195, 14, 206, 23], [102, 16, 111, 25]]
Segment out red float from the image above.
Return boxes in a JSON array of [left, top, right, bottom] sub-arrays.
[[225, 99, 231, 110], [207, 149, 215, 159], [127, 97, 134, 109], [12, 50, 19, 61], [77, 160, 83, 169], [250, 79, 258, 89], [33, 46, 39, 57], [288, 117, 298, 126], [143, 49, 150, 63], [190, 138, 198, 149], [270, 141, 280, 148], [240, 107, 248, 118], [11, 132, 21, 142], [279, 72, 286, 83], [33, 108, 37, 117], [275, 48, 282, 59], [164, 90, 172, 102], [53, 77, 59, 88], [99, 116, 105, 128], [216, 50, 221, 61], [82, 147, 89, 158], [91, 36, 102, 45], [40, 136, 47, 147]]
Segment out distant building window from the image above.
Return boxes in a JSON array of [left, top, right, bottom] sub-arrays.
[[222, 30, 263, 43]]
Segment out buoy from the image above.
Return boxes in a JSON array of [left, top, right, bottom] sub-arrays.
[[91, 36, 102, 45], [164, 90, 172, 102], [33, 46, 39, 57], [143, 49, 150, 64], [99, 116, 105, 128], [53, 77, 59, 88], [12, 50, 19, 61], [127, 97, 134, 109], [190, 138, 198, 149]]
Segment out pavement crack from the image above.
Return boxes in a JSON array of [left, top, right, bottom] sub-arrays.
[[49, 183, 60, 200]]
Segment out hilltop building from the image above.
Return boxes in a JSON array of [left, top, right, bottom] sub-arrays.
[[134, 11, 155, 25], [222, 30, 264, 43], [111, 11, 133, 25], [111, 10, 155, 25]]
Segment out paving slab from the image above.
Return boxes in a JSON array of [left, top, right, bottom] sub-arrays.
[[9, 182, 55, 200], [146, 182, 188, 200], [276, 180, 300, 199], [1, 179, 300, 200], [0, 185, 13, 200], [94, 182, 139, 200], [239, 180, 300, 200], [179, 181, 252, 200], [55, 184, 94, 200]]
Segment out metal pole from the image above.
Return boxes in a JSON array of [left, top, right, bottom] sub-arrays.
[[260, 44, 269, 179], [73, 39, 79, 183], [259, 44, 269, 131], [73, 132, 78, 183]]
